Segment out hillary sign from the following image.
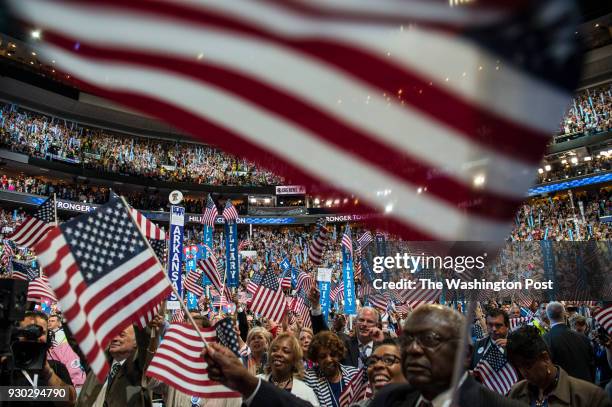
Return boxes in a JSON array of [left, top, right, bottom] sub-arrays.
[[167, 205, 184, 309]]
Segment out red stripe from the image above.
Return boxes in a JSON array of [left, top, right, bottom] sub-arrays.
[[43, 0, 550, 164], [54, 79, 450, 241]]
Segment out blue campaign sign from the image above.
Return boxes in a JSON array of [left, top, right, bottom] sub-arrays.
[[291, 266, 298, 289], [224, 223, 239, 287], [342, 248, 357, 315], [319, 280, 331, 322], [279, 257, 291, 273], [167, 206, 185, 307]]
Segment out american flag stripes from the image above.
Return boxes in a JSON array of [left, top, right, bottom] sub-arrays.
[[280, 276, 291, 290], [170, 308, 185, 323], [27, 274, 58, 303], [330, 280, 344, 303], [183, 268, 204, 298], [33, 197, 171, 381], [146, 321, 240, 398], [308, 222, 328, 265], [339, 369, 370, 407], [9, 0, 581, 242], [247, 271, 263, 296], [202, 195, 218, 227], [7, 196, 56, 249], [251, 270, 287, 322], [341, 224, 353, 258], [357, 231, 373, 251], [1, 240, 15, 267], [368, 293, 389, 312], [198, 256, 232, 300], [474, 344, 518, 395], [128, 206, 167, 261], [222, 200, 239, 223], [291, 279, 312, 329], [594, 306, 612, 335]]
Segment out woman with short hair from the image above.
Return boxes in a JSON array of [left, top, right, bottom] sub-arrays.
[[241, 326, 272, 375], [258, 333, 319, 406], [507, 326, 611, 407], [304, 331, 359, 407], [299, 327, 315, 370]]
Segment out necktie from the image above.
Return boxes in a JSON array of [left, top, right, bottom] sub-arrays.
[[107, 362, 122, 388]]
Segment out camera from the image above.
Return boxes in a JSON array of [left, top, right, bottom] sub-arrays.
[[11, 324, 48, 371]]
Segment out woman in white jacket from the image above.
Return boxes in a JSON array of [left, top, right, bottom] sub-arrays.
[[258, 333, 319, 406]]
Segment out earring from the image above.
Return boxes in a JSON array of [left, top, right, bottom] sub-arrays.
[[546, 368, 551, 375]]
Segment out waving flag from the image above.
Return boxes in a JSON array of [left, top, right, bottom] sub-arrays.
[[198, 254, 232, 299], [247, 271, 263, 296], [128, 206, 167, 260], [1, 240, 15, 267], [474, 344, 518, 395], [27, 274, 58, 303], [146, 320, 240, 398], [357, 231, 373, 251], [7, 196, 56, 248], [308, 222, 329, 265], [10, 260, 38, 281], [339, 369, 370, 407], [291, 277, 312, 329], [8, 0, 581, 242], [222, 200, 239, 223], [33, 197, 172, 381], [342, 224, 353, 258], [202, 195, 218, 227], [251, 270, 287, 322], [183, 268, 204, 297]]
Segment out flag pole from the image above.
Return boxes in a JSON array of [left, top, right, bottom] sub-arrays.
[[119, 196, 209, 347]]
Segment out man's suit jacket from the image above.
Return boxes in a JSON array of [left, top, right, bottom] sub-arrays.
[[470, 336, 492, 369], [544, 324, 594, 382], [368, 375, 528, 407], [76, 326, 153, 407]]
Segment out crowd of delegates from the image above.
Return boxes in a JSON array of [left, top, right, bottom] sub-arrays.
[[509, 187, 612, 241], [0, 102, 284, 186], [4, 291, 612, 407], [537, 154, 611, 184], [557, 82, 612, 141]]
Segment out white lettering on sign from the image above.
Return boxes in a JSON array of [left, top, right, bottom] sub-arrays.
[[275, 185, 306, 195], [56, 201, 96, 213]]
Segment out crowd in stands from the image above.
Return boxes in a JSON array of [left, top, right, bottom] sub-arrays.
[[0, 102, 284, 186], [537, 153, 611, 184], [557, 82, 612, 141], [509, 187, 611, 241]]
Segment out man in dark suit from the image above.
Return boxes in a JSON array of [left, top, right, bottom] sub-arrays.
[[543, 302, 594, 382], [470, 308, 510, 370], [202, 304, 527, 407], [309, 286, 384, 368]]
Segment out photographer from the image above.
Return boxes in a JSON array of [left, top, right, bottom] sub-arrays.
[[2, 311, 76, 406]]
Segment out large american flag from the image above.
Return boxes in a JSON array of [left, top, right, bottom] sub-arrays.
[[341, 224, 353, 258], [474, 343, 518, 395], [7, 0, 581, 242], [308, 222, 328, 265], [33, 197, 172, 381], [222, 200, 239, 223], [7, 196, 56, 249], [128, 206, 167, 261], [251, 269, 287, 322], [202, 195, 218, 227], [146, 319, 240, 398]]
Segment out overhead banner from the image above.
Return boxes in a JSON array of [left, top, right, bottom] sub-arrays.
[[276, 185, 306, 195], [317, 268, 332, 322], [342, 247, 357, 315], [167, 205, 185, 309], [225, 223, 239, 288]]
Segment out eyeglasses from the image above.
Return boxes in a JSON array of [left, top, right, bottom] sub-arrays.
[[365, 354, 401, 367], [400, 331, 458, 350]]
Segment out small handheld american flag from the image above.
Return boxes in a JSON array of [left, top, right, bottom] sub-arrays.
[[7, 195, 56, 249], [341, 224, 353, 258], [202, 195, 218, 227], [222, 200, 239, 223], [250, 269, 288, 322], [33, 196, 172, 381]]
